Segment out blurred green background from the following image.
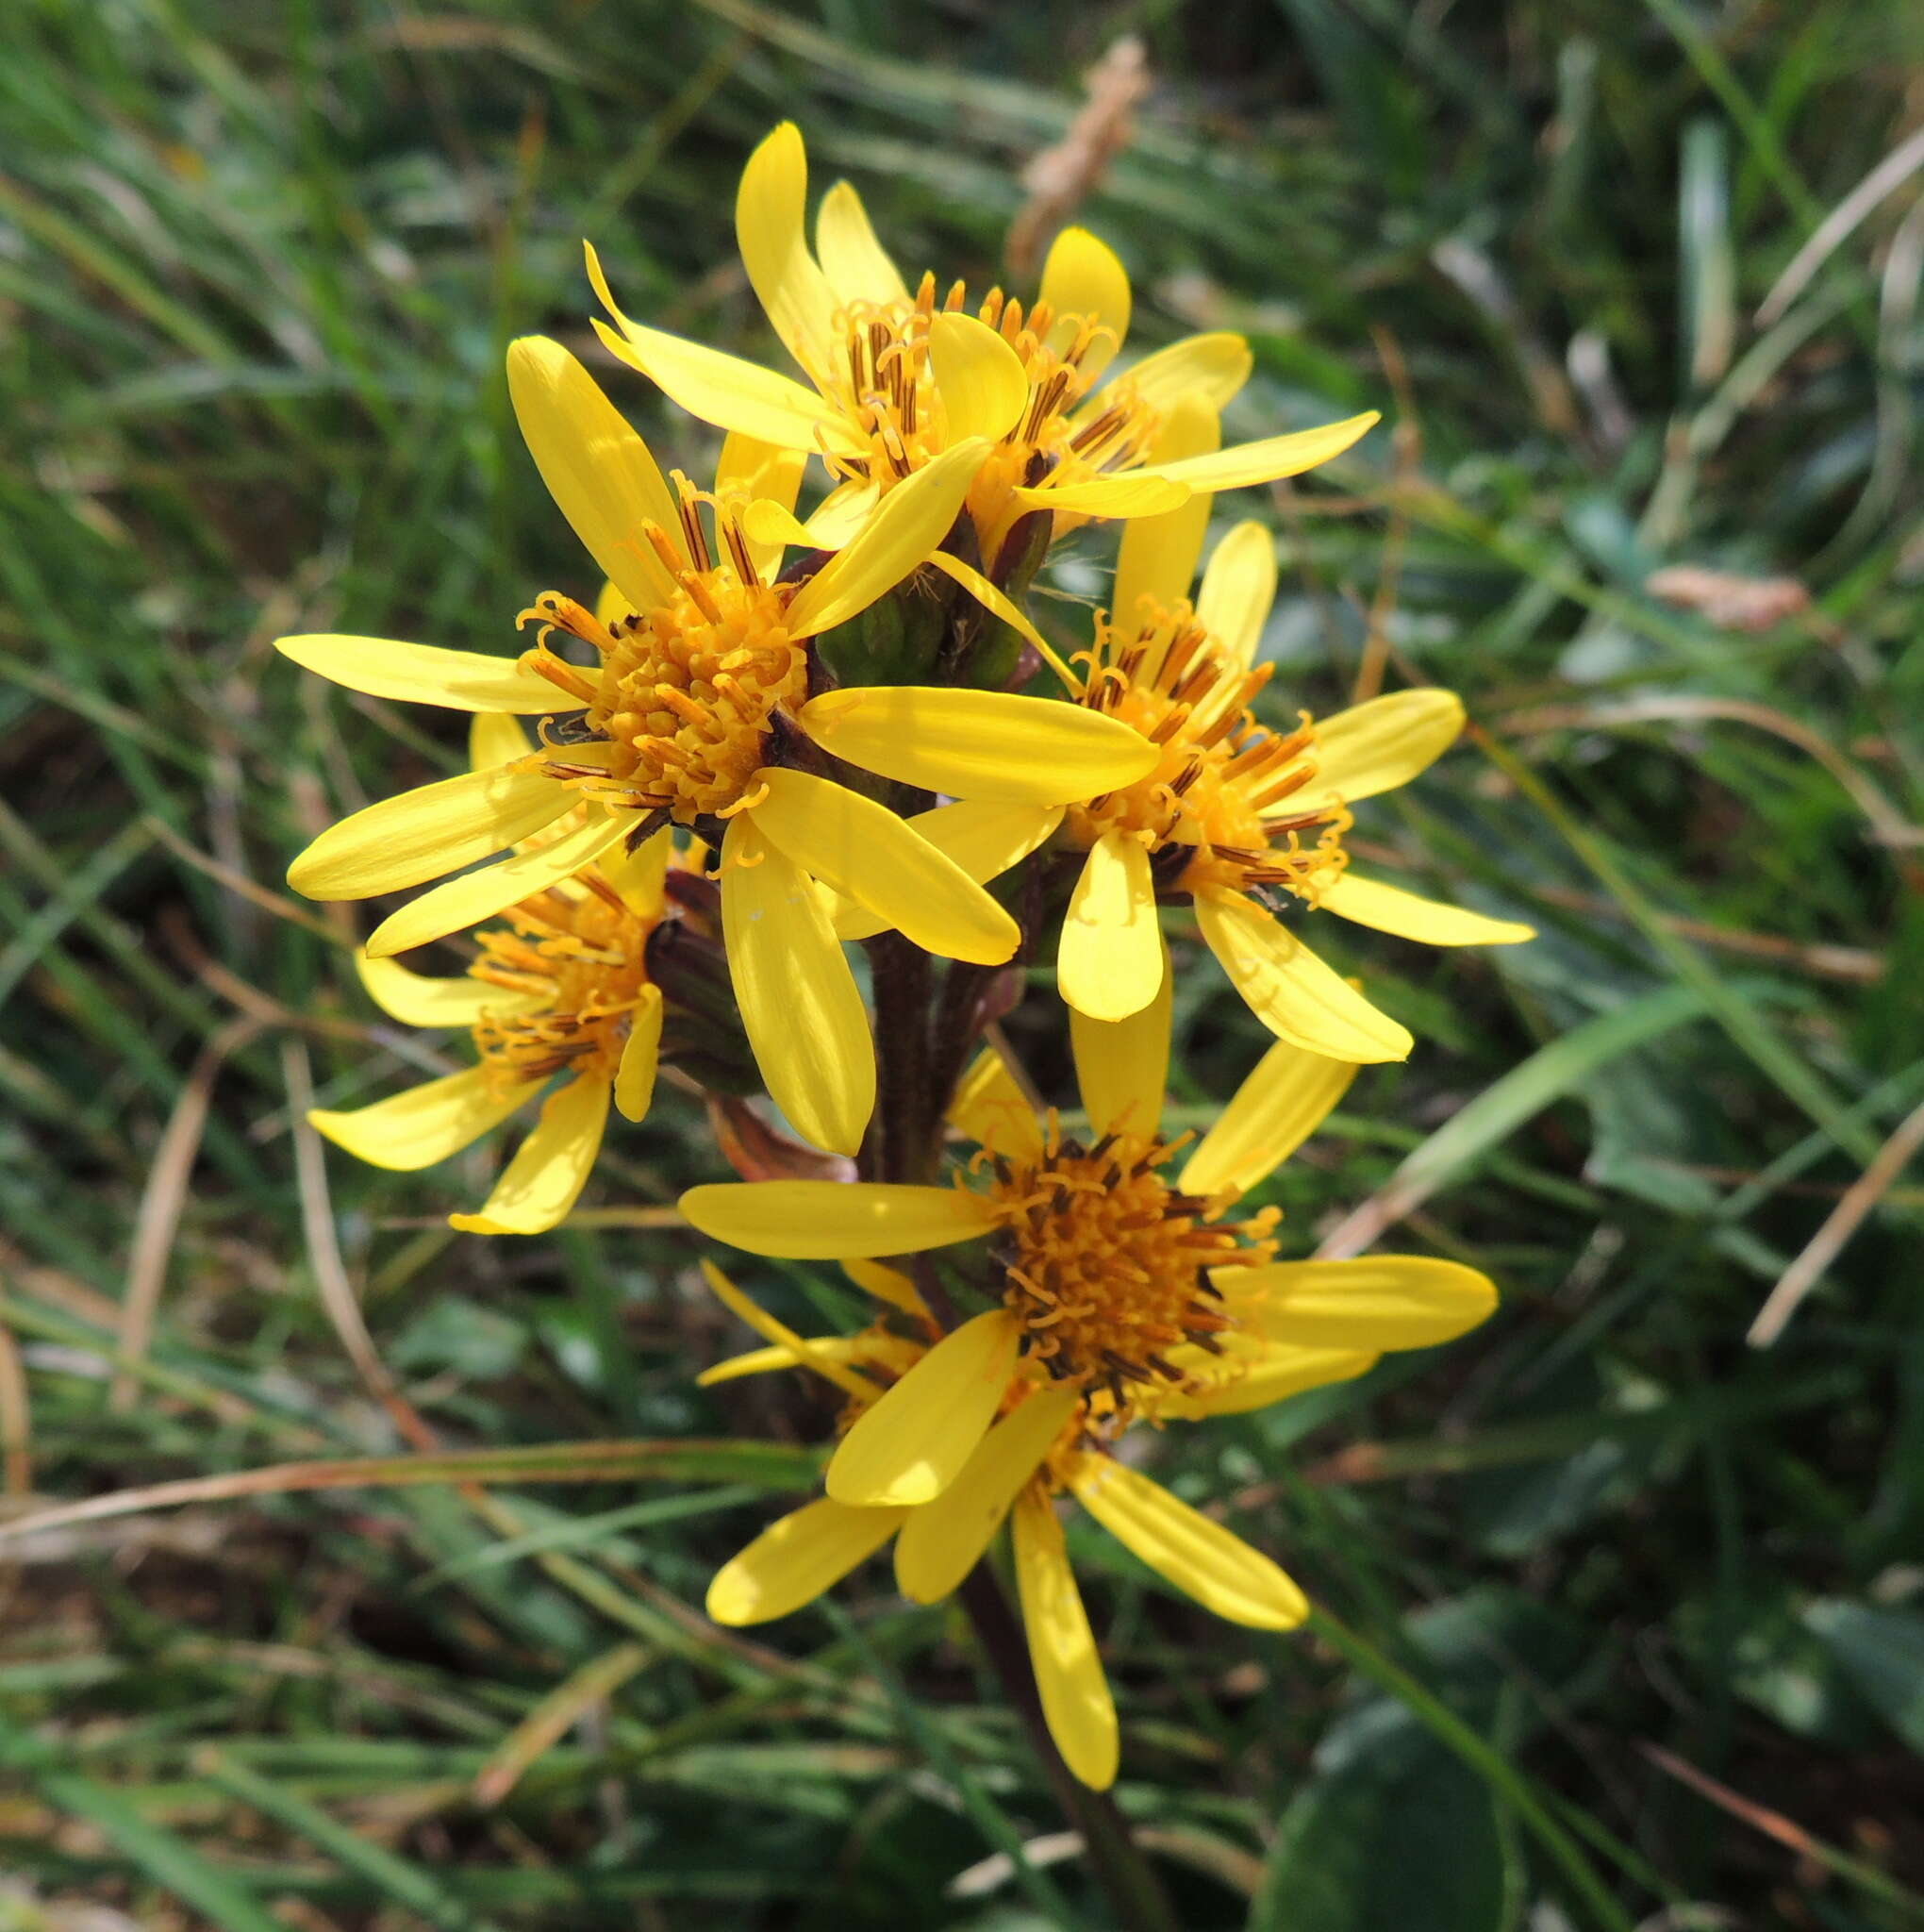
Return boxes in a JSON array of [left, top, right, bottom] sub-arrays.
[[3, 0, 1921, 1925]]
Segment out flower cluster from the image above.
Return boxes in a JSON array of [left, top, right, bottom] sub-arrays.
[[283, 125, 1528, 1789]]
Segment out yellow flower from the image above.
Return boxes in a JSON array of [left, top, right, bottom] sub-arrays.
[[682, 993, 1497, 1787], [586, 123, 1378, 565], [280, 335, 1157, 1155]]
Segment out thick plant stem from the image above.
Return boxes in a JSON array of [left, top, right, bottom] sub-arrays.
[[958, 1566, 1178, 1932]]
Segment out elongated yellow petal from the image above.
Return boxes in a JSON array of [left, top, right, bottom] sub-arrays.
[[815, 179, 907, 305], [841, 1257, 929, 1317], [506, 336, 685, 609], [595, 578, 638, 632], [1140, 412, 1378, 492], [1040, 226, 1131, 379], [276, 635, 563, 713], [469, 711, 533, 772], [752, 769, 1019, 966], [1228, 1256, 1498, 1350], [697, 1257, 879, 1403], [1059, 833, 1161, 1024], [1195, 891, 1412, 1063], [1070, 932, 1170, 1139], [707, 1496, 908, 1625], [799, 687, 1156, 805], [1068, 1455, 1307, 1630], [718, 433, 807, 579], [929, 311, 1029, 441], [1182, 1038, 1355, 1201], [364, 811, 625, 959], [1285, 689, 1465, 816], [681, 1178, 998, 1259], [596, 825, 671, 919], [697, 1336, 874, 1388], [309, 1063, 537, 1172], [1154, 1342, 1377, 1418], [949, 1046, 1045, 1163], [1195, 520, 1278, 671], [1098, 331, 1252, 420], [833, 800, 1061, 943], [612, 984, 661, 1124], [785, 439, 987, 639], [288, 764, 573, 901], [1111, 398, 1219, 623], [449, 1072, 609, 1235], [1013, 1489, 1118, 1790], [1317, 873, 1534, 947], [1015, 474, 1190, 520], [352, 950, 532, 1030], [895, 1386, 1081, 1603], [828, 1310, 1020, 1506], [721, 816, 873, 1158], [798, 476, 882, 547], [922, 552, 1082, 691], [737, 121, 838, 377]]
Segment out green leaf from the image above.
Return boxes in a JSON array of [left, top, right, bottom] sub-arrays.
[[1804, 1601, 1924, 1756]]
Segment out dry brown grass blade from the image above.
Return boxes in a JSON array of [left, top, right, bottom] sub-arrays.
[[142, 812, 347, 942], [1004, 36, 1148, 273], [472, 1641, 651, 1807], [0, 1311, 30, 1496]]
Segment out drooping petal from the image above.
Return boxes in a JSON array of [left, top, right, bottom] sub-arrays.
[[785, 439, 988, 639], [308, 1063, 537, 1172], [928, 312, 1029, 441], [1227, 1256, 1498, 1350], [1182, 1037, 1356, 1201], [1195, 520, 1278, 671], [469, 711, 534, 772], [814, 179, 907, 305], [697, 1336, 875, 1388], [1195, 891, 1412, 1063], [505, 336, 685, 609], [720, 815, 873, 1158], [363, 811, 626, 959], [895, 1387, 1081, 1603], [354, 950, 539, 1030], [922, 553, 1083, 691], [1013, 1489, 1118, 1790], [1138, 412, 1378, 492], [1040, 226, 1131, 379], [718, 433, 807, 579], [832, 800, 1061, 943], [1059, 832, 1161, 1023], [287, 764, 574, 901], [1014, 473, 1189, 520], [276, 634, 563, 713], [612, 984, 662, 1123], [826, 1309, 1021, 1506], [751, 769, 1019, 967], [1318, 873, 1534, 947], [706, 1497, 909, 1626], [1110, 398, 1219, 624], [1153, 1342, 1377, 1418], [1070, 933, 1170, 1139], [841, 1257, 930, 1319], [1285, 689, 1464, 816], [679, 1180, 999, 1260], [736, 121, 839, 377], [1067, 1455, 1308, 1630], [449, 1072, 610, 1235], [696, 1257, 880, 1403], [596, 825, 671, 919], [948, 1046, 1045, 1163], [798, 687, 1156, 805]]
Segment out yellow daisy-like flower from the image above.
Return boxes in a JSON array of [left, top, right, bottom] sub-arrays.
[[586, 123, 1379, 566], [280, 335, 1157, 1155], [682, 990, 1497, 1787]]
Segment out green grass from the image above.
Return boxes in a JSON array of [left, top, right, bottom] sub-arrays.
[[4, 0, 1922, 1924]]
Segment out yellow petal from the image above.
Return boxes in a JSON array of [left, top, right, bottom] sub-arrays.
[[799, 687, 1156, 805], [1285, 689, 1465, 816], [706, 1496, 909, 1626], [308, 1063, 537, 1172], [505, 335, 684, 610], [1317, 873, 1534, 947], [1110, 398, 1219, 624], [276, 634, 563, 713], [596, 825, 671, 919], [1228, 1256, 1498, 1350], [696, 1257, 879, 1403], [751, 769, 1019, 966], [949, 1046, 1044, 1163], [841, 1257, 930, 1319], [895, 1387, 1081, 1602], [718, 432, 807, 579], [1154, 1343, 1377, 1418], [785, 438, 988, 639], [815, 179, 907, 305], [1014, 474, 1190, 520], [288, 764, 573, 900], [1012, 1489, 1118, 1790], [797, 476, 882, 548], [1195, 891, 1412, 1063], [1098, 331, 1252, 419], [720, 816, 873, 1158], [1059, 833, 1161, 1024], [827, 1310, 1021, 1506], [469, 711, 533, 772], [697, 1336, 875, 1388], [1182, 1038, 1355, 1200], [595, 578, 638, 632], [612, 983, 662, 1123], [1040, 226, 1131, 379], [1139, 411, 1378, 492], [363, 811, 625, 959], [1070, 932, 1170, 1139], [736, 121, 838, 377], [449, 1072, 610, 1235], [352, 949, 536, 1030], [1195, 520, 1278, 671], [928, 311, 1029, 441], [1067, 1456, 1308, 1630], [832, 800, 1061, 943], [680, 1179, 998, 1261]]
